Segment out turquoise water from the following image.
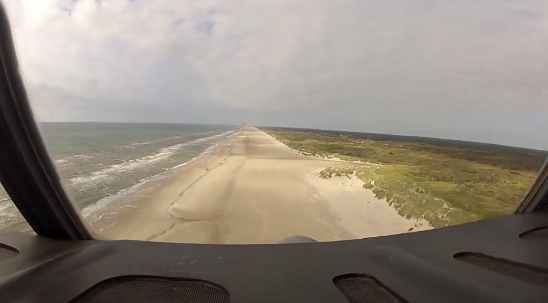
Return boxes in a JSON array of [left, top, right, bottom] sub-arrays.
[[0, 123, 240, 232]]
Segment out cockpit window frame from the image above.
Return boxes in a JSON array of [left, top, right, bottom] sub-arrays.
[[0, 3, 92, 240]]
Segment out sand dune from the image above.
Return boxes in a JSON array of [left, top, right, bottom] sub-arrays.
[[97, 128, 429, 244]]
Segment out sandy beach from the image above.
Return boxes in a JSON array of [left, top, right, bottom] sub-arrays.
[[96, 128, 430, 244]]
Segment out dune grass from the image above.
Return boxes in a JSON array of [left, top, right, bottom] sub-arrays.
[[264, 129, 544, 228]]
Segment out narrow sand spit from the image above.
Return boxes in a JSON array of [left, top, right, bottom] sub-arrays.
[[97, 127, 431, 244]]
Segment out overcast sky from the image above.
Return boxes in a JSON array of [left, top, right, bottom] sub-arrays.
[[2, 0, 548, 149]]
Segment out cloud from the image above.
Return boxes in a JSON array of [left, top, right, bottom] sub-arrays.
[[2, 0, 548, 148]]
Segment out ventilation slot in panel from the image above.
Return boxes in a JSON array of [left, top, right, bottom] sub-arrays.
[[519, 226, 548, 241], [0, 243, 18, 261], [333, 274, 405, 303], [454, 252, 548, 288], [72, 277, 229, 303]]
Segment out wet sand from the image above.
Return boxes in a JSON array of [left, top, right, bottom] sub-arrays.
[[97, 128, 430, 244]]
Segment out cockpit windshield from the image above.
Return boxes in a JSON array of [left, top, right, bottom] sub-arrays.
[[1, 0, 547, 244]]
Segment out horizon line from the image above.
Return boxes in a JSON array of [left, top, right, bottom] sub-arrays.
[[38, 122, 547, 152]]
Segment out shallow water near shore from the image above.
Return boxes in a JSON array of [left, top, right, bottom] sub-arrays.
[[0, 123, 240, 231]]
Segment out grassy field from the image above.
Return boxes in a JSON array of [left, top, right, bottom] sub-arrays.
[[262, 128, 547, 228]]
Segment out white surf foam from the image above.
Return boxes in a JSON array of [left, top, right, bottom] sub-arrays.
[[80, 129, 241, 219], [69, 129, 238, 187], [129, 135, 181, 146], [54, 153, 106, 166]]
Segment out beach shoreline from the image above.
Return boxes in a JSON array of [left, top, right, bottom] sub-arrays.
[[94, 127, 430, 244]]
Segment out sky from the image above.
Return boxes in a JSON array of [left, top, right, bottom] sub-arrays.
[[2, 0, 548, 149]]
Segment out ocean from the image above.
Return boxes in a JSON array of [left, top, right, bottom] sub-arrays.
[[0, 123, 240, 232]]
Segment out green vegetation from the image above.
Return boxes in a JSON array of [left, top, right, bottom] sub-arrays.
[[264, 129, 546, 228], [318, 167, 357, 179]]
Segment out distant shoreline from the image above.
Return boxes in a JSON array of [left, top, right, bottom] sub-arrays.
[[38, 122, 545, 151], [259, 126, 548, 154]]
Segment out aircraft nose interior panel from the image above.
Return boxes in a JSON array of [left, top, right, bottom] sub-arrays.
[[1, 212, 548, 303]]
